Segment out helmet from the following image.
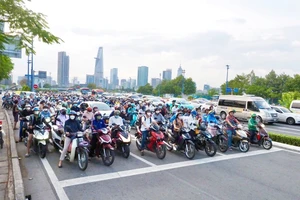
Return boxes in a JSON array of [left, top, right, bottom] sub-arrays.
[[251, 113, 257, 118], [69, 111, 77, 116], [199, 122, 207, 131], [32, 107, 39, 112], [114, 110, 120, 115], [131, 103, 135, 107], [87, 107, 92, 112], [94, 111, 102, 117], [229, 109, 236, 114], [25, 104, 31, 108]]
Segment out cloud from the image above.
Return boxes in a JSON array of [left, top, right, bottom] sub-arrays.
[[216, 18, 247, 24]]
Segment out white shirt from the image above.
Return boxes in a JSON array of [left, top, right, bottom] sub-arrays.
[[141, 116, 152, 131], [172, 106, 179, 114], [108, 116, 124, 126]]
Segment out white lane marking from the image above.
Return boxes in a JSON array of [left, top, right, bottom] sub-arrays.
[[216, 152, 225, 156], [59, 147, 281, 188], [40, 158, 69, 200], [130, 134, 136, 141], [282, 149, 300, 155], [130, 152, 157, 167]]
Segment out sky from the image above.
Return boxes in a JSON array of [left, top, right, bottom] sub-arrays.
[[8, 0, 300, 89]]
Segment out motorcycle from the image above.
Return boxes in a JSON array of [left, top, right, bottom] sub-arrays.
[[60, 126, 89, 171], [95, 128, 115, 166], [225, 124, 250, 152], [191, 123, 217, 157], [0, 120, 3, 149], [164, 127, 196, 159], [24, 123, 50, 158], [246, 123, 272, 150], [135, 124, 166, 159], [111, 124, 131, 158], [207, 122, 228, 153]]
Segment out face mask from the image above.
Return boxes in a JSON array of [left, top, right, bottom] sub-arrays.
[[155, 111, 159, 114], [97, 116, 102, 120], [70, 115, 75, 120], [43, 109, 48, 112], [114, 115, 119, 118], [26, 108, 30, 111], [147, 113, 151, 116], [34, 111, 39, 115]]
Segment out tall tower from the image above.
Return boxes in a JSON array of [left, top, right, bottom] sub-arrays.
[[57, 51, 69, 87], [177, 65, 183, 77], [94, 47, 104, 87], [137, 66, 149, 87]]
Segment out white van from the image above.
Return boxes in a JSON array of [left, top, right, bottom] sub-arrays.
[[216, 95, 278, 124], [290, 100, 300, 114]]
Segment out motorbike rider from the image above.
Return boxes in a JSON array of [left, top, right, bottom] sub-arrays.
[[40, 105, 51, 118], [82, 107, 94, 121], [171, 103, 179, 114], [108, 110, 124, 139], [226, 109, 240, 150], [58, 111, 82, 168], [26, 107, 50, 157], [89, 111, 106, 157], [140, 109, 153, 156], [172, 112, 184, 150], [152, 108, 165, 125], [206, 110, 218, 124], [248, 113, 258, 144], [56, 108, 69, 135], [18, 104, 33, 142]]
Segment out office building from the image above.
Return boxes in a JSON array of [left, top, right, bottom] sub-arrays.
[[203, 84, 210, 91], [45, 76, 52, 85], [177, 65, 183, 77], [86, 75, 95, 85], [94, 47, 104, 87], [163, 69, 172, 80], [110, 68, 119, 89], [57, 51, 69, 87], [120, 79, 127, 88], [137, 66, 148, 87], [151, 78, 161, 88]]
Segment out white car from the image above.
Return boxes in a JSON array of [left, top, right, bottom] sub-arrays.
[[79, 101, 113, 117], [271, 106, 300, 125], [201, 102, 217, 111], [190, 98, 209, 109]]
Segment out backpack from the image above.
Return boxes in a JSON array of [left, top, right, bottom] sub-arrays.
[[138, 116, 152, 129]]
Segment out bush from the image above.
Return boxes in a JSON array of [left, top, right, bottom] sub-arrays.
[[269, 132, 300, 147]]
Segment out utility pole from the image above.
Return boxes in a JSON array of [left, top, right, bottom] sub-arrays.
[[226, 65, 229, 94], [30, 40, 34, 91], [181, 70, 185, 96]]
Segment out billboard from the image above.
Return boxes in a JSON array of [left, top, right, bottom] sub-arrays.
[[38, 71, 47, 79]]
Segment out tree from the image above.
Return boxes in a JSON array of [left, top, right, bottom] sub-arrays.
[[19, 78, 28, 86], [208, 88, 218, 97], [43, 83, 51, 88], [0, 0, 62, 81], [137, 83, 153, 95], [183, 78, 196, 95], [279, 92, 300, 108], [87, 83, 96, 89], [21, 85, 30, 91]]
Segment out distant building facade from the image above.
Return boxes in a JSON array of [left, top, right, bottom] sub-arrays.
[[162, 69, 172, 80], [137, 66, 148, 87], [94, 47, 104, 87], [151, 78, 161, 88], [86, 75, 95, 85], [57, 51, 69, 87]]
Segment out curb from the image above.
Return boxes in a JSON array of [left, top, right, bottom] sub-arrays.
[[4, 110, 25, 200], [273, 141, 300, 153]]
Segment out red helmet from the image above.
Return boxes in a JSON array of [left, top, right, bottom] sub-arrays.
[[87, 107, 92, 112]]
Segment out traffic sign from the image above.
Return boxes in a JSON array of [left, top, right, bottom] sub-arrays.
[[33, 84, 38, 89], [234, 88, 239, 93], [226, 88, 231, 93]]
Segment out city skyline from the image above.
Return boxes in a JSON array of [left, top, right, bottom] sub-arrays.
[[94, 47, 104, 88], [137, 66, 149, 87], [9, 0, 300, 89]]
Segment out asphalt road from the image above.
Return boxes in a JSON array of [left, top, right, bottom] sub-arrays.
[[9, 111, 300, 200], [265, 123, 300, 136]]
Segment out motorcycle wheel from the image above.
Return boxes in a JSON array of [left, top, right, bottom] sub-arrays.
[[135, 139, 142, 151], [155, 144, 166, 159], [122, 145, 130, 158], [102, 148, 115, 166], [239, 141, 250, 152], [205, 140, 217, 157], [77, 148, 88, 171], [218, 135, 228, 153], [166, 141, 173, 151], [39, 143, 47, 159], [185, 142, 196, 160], [262, 138, 272, 150]]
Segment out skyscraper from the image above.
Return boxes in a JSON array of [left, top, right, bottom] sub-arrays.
[[137, 66, 148, 87], [94, 47, 104, 88], [86, 75, 95, 85], [151, 78, 161, 88], [110, 68, 119, 89], [57, 51, 69, 87], [163, 69, 172, 80], [177, 65, 183, 77]]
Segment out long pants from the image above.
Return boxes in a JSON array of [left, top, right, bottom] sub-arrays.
[[227, 130, 233, 147], [59, 137, 72, 161], [19, 120, 24, 139], [249, 130, 256, 143], [141, 130, 149, 150], [89, 134, 97, 156]]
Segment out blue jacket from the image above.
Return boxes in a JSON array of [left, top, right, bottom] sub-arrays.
[[206, 113, 218, 124], [92, 119, 106, 131], [40, 110, 51, 118]]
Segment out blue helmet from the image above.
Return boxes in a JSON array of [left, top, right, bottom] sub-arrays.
[[69, 110, 77, 116], [32, 107, 39, 112]]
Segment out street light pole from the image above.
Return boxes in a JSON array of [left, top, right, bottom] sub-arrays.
[[30, 40, 34, 91], [226, 65, 229, 94]]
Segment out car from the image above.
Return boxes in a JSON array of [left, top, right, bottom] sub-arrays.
[[201, 102, 217, 111], [166, 98, 194, 110], [79, 101, 113, 117], [271, 106, 300, 125], [149, 98, 165, 106], [190, 98, 209, 109]]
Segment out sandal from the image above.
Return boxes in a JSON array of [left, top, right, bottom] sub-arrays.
[[25, 153, 30, 157], [58, 164, 62, 168]]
